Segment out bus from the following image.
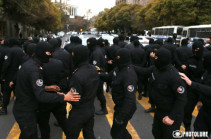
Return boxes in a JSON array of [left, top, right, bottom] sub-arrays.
[[181, 24, 211, 40], [151, 26, 184, 41]]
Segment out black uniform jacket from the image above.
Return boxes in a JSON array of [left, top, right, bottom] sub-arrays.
[[13, 58, 64, 113]]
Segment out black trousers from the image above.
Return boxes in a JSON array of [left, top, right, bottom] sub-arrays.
[[142, 77, 149, 97], [110, 107, 136, 139], [2, 75, 15, 108], [183, 89, 199, 128], [194, 107, 211, 138], [13, 111, 38, 139], [96, 80, 106, 109], [66, 107, 95, 139], [37, 102, 67, 139], [152, 111, 181, 139], [111, 115, 131, 139], [0, 81, 4, 100], [137, 80, 142, 95]]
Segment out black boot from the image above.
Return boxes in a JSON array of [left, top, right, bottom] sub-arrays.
[[106, 87, 109, 93], [95, 108, 108, 115], [142, 92, 147, 97], [0, 107, 7, 115], [138, 94, 142, 100], [144, 105, 155, 113]]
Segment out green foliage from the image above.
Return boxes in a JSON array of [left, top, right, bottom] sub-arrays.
[[94, 0, 211, 32], [94, 3, 142, 32], [139, 0, 211, 29], [3, 0, 62, 30]]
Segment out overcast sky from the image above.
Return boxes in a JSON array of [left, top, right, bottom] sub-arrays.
[[68, 0, 115, 18]]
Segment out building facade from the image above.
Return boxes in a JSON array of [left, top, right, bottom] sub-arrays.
[[116, 0, 150, 6], [51, 0, 77, 18]]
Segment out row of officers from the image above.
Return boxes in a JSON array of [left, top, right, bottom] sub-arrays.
[[0, 35, 210, 139]]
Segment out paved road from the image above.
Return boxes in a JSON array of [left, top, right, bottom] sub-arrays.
[[0, 88, 198, 139]]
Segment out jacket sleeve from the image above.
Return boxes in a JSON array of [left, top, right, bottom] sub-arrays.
[[69, 75, 83, 106], [99, 69, 115, 82], [117, 72, 137, 121], [91, 52, 105, 70], [31, 69, 64, 103], [190, 81, 211, 97], [174, 49, 182, 67], [168, 73, 187, 121], [134, 65, 153, 78], [1, 52, 12, 79]]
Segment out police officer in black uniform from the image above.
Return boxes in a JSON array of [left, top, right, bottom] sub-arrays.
[[0, 38, 24, 115], [66, 45, 99, 139], [163, 37, 177, 64], [87, 37, 108, 115], [107, 37, 120, 92], [37, 57, 67, 139], [118, 34, 127, 48], [183, 41, 205, 131], [180, 52, 211, 138], [22, 43, 37, 64], [125, 36, 138, 49], [99, 48, 137, 139], [0, 39, 9, 106], [107, 37, 120, 69], [49, 38, 73, 91], [143, 44, 161, 113], [174, 39, 193, 73], [64, 36, 80, 54], [13, 42, 80, 139], [130, 40, 146, 100], [135, 48, 187, 139]]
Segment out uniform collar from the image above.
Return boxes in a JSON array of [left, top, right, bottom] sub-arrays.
[[73, 61, 89, 74], [78, 61, 89, 68], [33, 56, 44, 67], [156, 64, 171, 71]]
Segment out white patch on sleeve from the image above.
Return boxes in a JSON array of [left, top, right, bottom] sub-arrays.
[[93, 60, 97, 65], [70, 87, 77, 93], [177, 86, 185, 94], [201, 76, 204, 80], [189, 65, 197, 68], [4, 55, 8, 60], [151, 73, 155, 80], [113, 71, 116, 77], [127, 85, 134, 92], [36, 79, 43, 87]]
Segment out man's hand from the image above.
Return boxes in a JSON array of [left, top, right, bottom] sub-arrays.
[[45, 85, 61, 92], [196, 101, 203, 110], [108, 60, 113, 64], [179, 72, 192, 86], [95, 66, 101, 75], [150, 52, 155, 58], [162, 116, 174, 125], [95, 66, 101, 71], [64, 91, 80, 102], [181, 65, 187, 70], [9, 81, 14, 88]]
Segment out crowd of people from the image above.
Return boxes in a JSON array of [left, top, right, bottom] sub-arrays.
[[0, 34, 210, 139]]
